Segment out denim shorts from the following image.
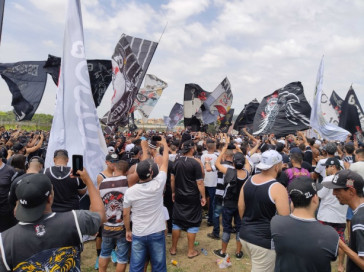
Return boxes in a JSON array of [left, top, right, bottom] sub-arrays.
[[172, 223, 199, 234], [100, 236, 130, 264]]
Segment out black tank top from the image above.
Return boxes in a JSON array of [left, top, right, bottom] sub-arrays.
[[239, 176, 277, 249]]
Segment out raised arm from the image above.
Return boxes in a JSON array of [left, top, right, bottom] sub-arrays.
[[158, 136, 169, 173], [242, 127, 257, 144]]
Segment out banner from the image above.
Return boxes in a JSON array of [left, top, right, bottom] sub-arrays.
[[339, 86, 364, 136], [44, 54, 112, 107], [45, 0, 107, 185], [184, 83, 211, 131], [131, 74, 167, 122], [320, 90, 339, 125], [165, 102, 183, 130], [0, 0, 4, 45], [330, 90, 343, 120], [218, 108, 234, 133], [107, 34, 158, 127], [233, 98, 259, 131], [309, 57, 350, 141], [0, 61, 47, 121], [252, 82, 311, 137], [201, 77, 233, 124]]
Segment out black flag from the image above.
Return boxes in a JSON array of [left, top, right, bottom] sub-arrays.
[[252, 82, 311, 137], [219, 108, 234, 133], [233, 99, 259, 131], [330, 90, 344, 120], [44, 54, 112, 107], [166, 103, 184, 129], [183, 83, 211, 131], [0, 61, 47, 121], [339, 86, 364, 136]]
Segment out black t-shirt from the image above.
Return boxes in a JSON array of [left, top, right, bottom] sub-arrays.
[[0, 164, 16, 215], [271, 214, 338, 272], [347, 203, 364, 272]]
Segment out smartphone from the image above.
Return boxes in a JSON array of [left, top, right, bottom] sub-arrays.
[[152, 135, 161, 141], [72, 155, 83, 176]]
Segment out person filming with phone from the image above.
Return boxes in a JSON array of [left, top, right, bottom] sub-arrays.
[[43, 149, 87, 212]]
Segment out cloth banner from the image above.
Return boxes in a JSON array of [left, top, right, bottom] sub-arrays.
[[44, 54, 112, 107], [253, 81, 311, 137], [165, 102, 183, 130], [107, 34, 158, 127], [339, 86, 364, 136], [320, 90, 340, 125], [233, 98, 259, 131], [218, 108, 234, 133], [0, 61, 47, 121], [131, 74, 167, 122], [330, 90, 344, 120], [201, 77, 233, 124], [45, 0, 107, 185], [309, 57, 350, 141], [184, 83, 211, 131]]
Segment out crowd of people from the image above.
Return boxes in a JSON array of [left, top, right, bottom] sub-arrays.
[[0, 124, 364, 272]]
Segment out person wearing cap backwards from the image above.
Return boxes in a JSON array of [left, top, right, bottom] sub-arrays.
[[323, 169, 364, 271], [123, 137, 169, 271], [238, 150, 289, 272], [271, 177, 339, 271], [0, 171, 106, 271], [317, 157, 348, 272], [43, 149, 87, 212], [169, 139, 206, 259]]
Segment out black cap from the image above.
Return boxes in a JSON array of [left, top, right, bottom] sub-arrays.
[[322, 157, 342, 168], [106, 153, 120, 162], [15, 174, 52, 222], [181, 140, 195, 154], [136, 159, 157, 180], [54, 149, 68, 158], [323, 169, 364, 190], [13, 143, 24, 152], [288, 176, 322, 201], [130, 146, 141, 156]]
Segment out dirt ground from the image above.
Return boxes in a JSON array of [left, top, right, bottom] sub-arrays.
[[81, 219, 342, 272]]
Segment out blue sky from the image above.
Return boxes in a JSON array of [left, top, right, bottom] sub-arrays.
[[1, 0, 363, 120]]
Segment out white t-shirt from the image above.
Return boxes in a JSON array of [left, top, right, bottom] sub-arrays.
[[124, 171, 167, 236], [318, 175, 348, 223], [201, 153, 218, 187], [350, 161, 364, 179], [314, 158, 344, 179]]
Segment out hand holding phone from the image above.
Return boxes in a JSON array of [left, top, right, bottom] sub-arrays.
[[72, 155, 83, 176]]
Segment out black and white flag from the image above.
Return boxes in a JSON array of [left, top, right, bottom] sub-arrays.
[[233, 99, 259, 131], [165, 102, 183, 130], [107, 34, 158, 127], [218, 108, 234, 133], [44, 54, 112, 107], [253, 82, 311, 137], [0, 61, 47, 121]]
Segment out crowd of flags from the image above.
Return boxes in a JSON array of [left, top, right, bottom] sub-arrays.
[[0, 1, 364, 165]]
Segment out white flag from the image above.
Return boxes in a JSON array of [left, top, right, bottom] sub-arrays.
[[45, 0, 107, 184], [310, 56, 350, 141]]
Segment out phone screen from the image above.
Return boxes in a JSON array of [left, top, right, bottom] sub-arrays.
[[72, 155, 83, 176]]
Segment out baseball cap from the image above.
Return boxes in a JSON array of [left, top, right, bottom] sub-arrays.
[[256, 150, 282, 170], [322, 157, 342, 169], [181, 140, 195, 154], [106, 153, 120, 162], [125, 143, 135, 152], [107, 146, 115, 153], [322, 169, 364, 190], [136, 159, 157, 180], [13, 143, 24, 152], [130, 146, 141, 156], [324, 142, 337, 155], [54, 149, 68, 158], [15, 174, 52, 222], [290, 147, 302, 155], [288, 176, 322, 201]]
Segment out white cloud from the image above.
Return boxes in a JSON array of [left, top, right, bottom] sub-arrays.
[[162, 0, 210, 22]]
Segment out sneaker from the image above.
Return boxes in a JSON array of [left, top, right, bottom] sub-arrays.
[[94, 257, 99, 270], [235, 251, 243, 259], [207, 233, 220, 240], [213, 249, 226, 258], [111, 249, 117, 263]]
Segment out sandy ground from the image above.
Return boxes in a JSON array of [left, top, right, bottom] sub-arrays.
[[81, 219, 342, 272]]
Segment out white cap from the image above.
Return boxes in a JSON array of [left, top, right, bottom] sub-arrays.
[[168, 134, 173, 137], [250, 153, 261, 165], [277, 139, 285, 145], [235, 138, 243, 143], [125, 143, 135, 152], [256, 150, 282, 170], [107, 146, 115, 153]]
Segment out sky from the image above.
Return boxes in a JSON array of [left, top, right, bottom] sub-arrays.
[[0, 0, 364, 120]]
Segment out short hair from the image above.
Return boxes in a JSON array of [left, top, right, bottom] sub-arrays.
[[308, 138, 315, 146], [344, 143, 355, 155], [11, 154, 26, 171], [115, 160, 129, 173], [206, 142, 216, 151], [355, 148, 364, 158], [298, 143, 305, 152], [290, 152, 303, 164], [225, 149, 234, 158]]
